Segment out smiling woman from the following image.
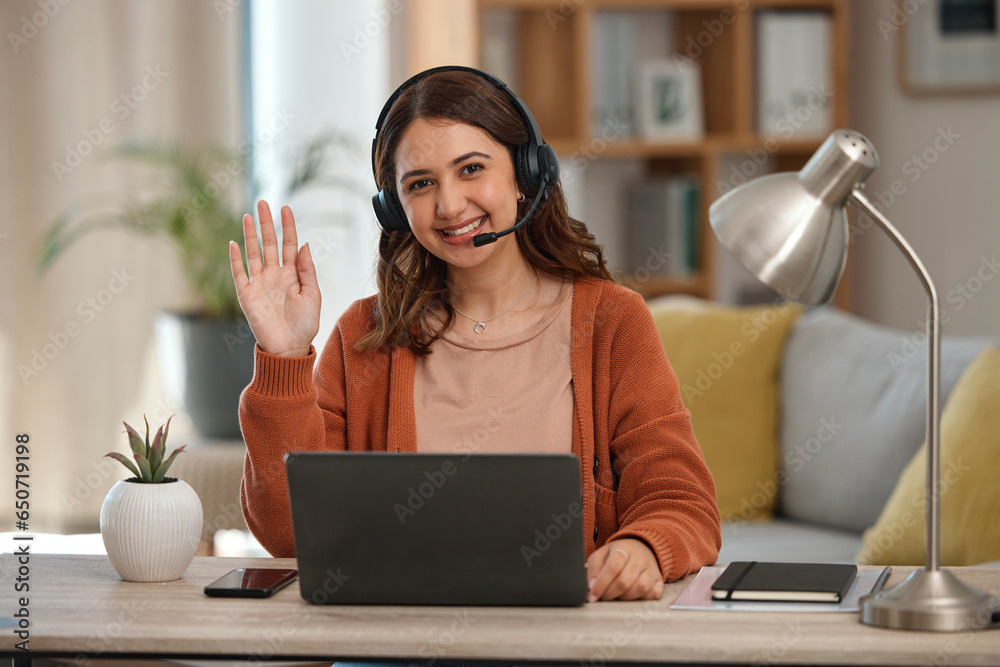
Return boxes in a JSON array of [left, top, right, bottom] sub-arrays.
[[231, 66, 721, 617], [364, 66, 602, 353]]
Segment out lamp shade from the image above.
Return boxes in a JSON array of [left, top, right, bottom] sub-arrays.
[[709, 131, 879, 305]]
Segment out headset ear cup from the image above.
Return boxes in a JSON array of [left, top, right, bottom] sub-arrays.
[[389, 189, 408, 232], [514, 143, 559, 200], [513, 145, 532, 198], [372, 190, 392, 232], [537, 144, 559, 187], [515, 144, 544, 199], [372, 189, 410, 234]]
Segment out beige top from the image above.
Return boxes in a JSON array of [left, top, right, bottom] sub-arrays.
[[414, 278, 574, 455]]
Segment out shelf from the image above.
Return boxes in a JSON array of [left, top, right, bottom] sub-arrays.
[[413, 0, 851, 307], [617, 273, 711, 299], [550, 135, 828, 159], [483, 0, 842, 8], [750, 0, 841, 8], [550, 138, 703, 158]]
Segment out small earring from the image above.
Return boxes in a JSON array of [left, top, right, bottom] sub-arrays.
[[517, 192, 525, 203]]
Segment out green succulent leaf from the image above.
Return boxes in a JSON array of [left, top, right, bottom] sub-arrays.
[[152, 444, 187, 483], [143, 414, 151, 459], [123, 421, 145, 458], [105, 452, 141, 480], [161, 414, 174, 446], [153, 415, 175, 477], [148, 425, 165, 477], [134, 452, 153, 483]]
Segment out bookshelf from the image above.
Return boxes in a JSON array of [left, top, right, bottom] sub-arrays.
[[406, 0, 852, 307]]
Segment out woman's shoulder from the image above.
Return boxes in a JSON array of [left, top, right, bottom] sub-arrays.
[[573, 274, 647, 314], [571, 274, 659, 354], [334, 294, 382, 344]]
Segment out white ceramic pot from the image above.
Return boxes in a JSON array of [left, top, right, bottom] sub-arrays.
[[100, 478, 203, 582]]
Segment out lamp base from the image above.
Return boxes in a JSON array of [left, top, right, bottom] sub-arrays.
[[861, 568, 1000, 631]]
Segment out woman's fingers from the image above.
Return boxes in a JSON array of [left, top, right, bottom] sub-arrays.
[[280, 205, 299, 268], [229, 240, 249, 293], [297, 242, 320, 298], [241, 202, 309, 295], [587, 545, 629, 602], [619, 569, 664, 601], [586, 539, 664, 602], [257, 200, 280, 268], [242, 213, 263, 278]]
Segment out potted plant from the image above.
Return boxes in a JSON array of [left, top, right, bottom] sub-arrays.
[[101, 415, 203, 582], [35, 134, 362, 438]]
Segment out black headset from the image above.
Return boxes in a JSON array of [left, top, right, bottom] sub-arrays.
[[371, 65, 559, 247]]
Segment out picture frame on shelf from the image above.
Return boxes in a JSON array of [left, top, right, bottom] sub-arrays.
[[634, 59, 704, 141], [901, 0, 1000, 94]]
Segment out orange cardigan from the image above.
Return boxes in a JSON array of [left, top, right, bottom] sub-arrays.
[[239, 274, 721, 582]]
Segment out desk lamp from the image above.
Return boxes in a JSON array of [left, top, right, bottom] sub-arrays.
[[709, 130, 1000, 632]]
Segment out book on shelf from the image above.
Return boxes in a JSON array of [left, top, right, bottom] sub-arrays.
[[711, 561, 858, 603], [626, 175, 700, 278], [481, 9, 519, 92], [591, 12, 635, 139], [756, 11, 832, 139]]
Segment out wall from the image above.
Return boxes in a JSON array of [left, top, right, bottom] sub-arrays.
[[249, 0, 390, 349], [850, 1, 1000, 336], [0, 0, 242, 531]]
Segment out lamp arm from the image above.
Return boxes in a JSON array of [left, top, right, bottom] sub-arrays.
[[849, 189, 941, 572]]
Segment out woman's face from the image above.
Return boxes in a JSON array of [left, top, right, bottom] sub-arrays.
[[394, 118, 521, 270]]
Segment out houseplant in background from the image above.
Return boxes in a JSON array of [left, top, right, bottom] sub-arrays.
[[35, 134, 360, 438], [101, 415, 203, 582]]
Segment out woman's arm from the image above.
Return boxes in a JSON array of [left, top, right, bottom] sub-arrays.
[[238, 322, 351, 557], [231, 200, 356, 557], [603, 292, 722, 582]]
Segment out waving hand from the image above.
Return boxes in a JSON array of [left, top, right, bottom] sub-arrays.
[[229, 201, 321, 357]]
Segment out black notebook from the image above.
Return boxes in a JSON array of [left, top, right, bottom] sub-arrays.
[[711, 561, 858, 603]]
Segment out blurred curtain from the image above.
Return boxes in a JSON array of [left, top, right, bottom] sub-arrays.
[[0, 0, 241, 532]]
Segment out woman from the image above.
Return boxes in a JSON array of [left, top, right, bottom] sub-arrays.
[[230, 67, 720, 606]]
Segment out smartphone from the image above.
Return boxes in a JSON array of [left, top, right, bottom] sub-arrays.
[[204, 568, 298, 598]]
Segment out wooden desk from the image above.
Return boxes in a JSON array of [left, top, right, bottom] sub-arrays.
[[3, 555, 1000, 665]]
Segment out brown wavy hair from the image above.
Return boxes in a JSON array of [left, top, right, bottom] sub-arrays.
[[359, 69, 612, 355]]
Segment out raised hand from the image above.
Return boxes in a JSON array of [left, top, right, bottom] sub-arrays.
[[229, 201, 321, 357]]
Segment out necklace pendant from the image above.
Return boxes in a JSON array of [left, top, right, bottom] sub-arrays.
[[474, 321, 487, 334]]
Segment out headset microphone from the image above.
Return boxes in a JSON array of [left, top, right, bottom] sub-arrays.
[[472, 182, 550, 247]]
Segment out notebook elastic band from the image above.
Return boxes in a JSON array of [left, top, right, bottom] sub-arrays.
[[724, 561, 757, 600]]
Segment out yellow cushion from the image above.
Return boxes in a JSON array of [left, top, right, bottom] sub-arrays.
[[858, 346, 1000, 566], [648, 298, 801, 521]]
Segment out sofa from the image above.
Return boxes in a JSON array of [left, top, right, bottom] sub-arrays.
[[646, 297, 1000, 568]]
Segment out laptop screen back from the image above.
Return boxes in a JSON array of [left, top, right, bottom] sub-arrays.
[[286, 452, 588, 606]]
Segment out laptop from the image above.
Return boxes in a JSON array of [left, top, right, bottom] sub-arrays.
[[285, 452, 589, 606]]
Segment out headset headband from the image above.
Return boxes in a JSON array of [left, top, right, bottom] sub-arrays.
[[371, 65, 546, 182]]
